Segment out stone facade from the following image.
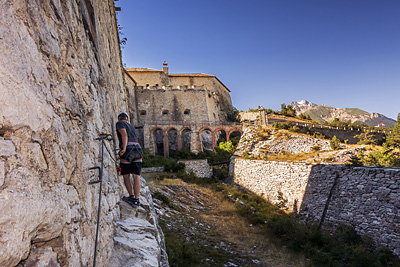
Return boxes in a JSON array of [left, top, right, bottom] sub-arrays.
[[125, 64, 241, 156], [233, 159, 400, 256], [0, 1, 166, 266]]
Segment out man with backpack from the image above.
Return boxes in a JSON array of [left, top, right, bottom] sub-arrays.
[[116, 111, 143, 207]]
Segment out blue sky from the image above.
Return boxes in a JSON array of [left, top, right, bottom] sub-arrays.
[[116, 0, 400, 120]]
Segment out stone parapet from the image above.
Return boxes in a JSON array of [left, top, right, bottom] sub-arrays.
[[179, 159, 212, 178]]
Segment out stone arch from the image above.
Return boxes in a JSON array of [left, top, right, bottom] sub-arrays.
[[228, 128, 242, 146], [199, 127, 213, 152], [214, 127, 228, 148], [151, 127, 164, 156], [180, 127, 192, 151], [166, 127, 178, 157]]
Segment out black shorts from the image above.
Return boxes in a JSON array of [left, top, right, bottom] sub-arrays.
[[121, 162, 142, 176]]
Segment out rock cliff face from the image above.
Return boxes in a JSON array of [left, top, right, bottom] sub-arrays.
[[0, 1, 166, 266]]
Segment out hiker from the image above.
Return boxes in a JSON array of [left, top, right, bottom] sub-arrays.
[[116, 111, 143, 207]]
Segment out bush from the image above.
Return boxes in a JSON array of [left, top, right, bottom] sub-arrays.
[[362, 144, 400, 167], [290, 125, 300, 132], [347, 154, 364, 167], [274, 121, 294, 130], [311, 145, 321, 152], [354, 132, 377, 145], [330, 136, 341, 150], [313, 132, 323, 139]]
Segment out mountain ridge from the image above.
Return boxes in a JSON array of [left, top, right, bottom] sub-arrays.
[[290, 100, 396, 127]]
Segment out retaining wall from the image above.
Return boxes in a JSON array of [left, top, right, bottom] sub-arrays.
[[233, 159, 400, 256], [179, 159, 212, 178]]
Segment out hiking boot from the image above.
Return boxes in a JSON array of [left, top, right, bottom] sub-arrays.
[[132, 198, 140, 207], [122, 195, 140, 207]]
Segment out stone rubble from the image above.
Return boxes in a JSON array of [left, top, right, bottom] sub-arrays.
[[236, 126, 332, 158]]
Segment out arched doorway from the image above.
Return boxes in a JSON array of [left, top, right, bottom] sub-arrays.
[[215, 129, 227, 147], [181, 128, 192, 151], [167, 128, 178, 157], [153, 128, 164, 156], [229, 130, 242, 146], [200, 129, 213, 151]]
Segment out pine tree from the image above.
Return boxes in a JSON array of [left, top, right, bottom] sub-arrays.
[[387, 113, 400, 148]]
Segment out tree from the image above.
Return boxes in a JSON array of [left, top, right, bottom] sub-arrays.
[[387, 113, 400, 148], [362, 144, 400, 167], [280, 103, 296, 117], [354, 132, 377, 145], [227, 107, 240, 122]]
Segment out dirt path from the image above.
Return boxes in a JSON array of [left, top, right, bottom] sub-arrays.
[[149, 178, 307, 267]]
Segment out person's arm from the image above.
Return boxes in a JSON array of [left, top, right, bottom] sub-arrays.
[[118, 128, 128, 156]]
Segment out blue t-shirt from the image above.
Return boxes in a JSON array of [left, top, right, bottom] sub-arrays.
[[116, 121, 139, 149]]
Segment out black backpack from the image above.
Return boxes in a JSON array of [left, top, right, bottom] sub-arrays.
[[120, 144, 143, 164]]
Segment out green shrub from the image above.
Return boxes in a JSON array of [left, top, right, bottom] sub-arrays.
[[313, 132, 323, 139], [361, 144, 400, 167], [290, 125, 300, 132], [311, 145, 321, 152], [330, 136, 341, 150], [347, 154, 364, 167], [354, 132, 377, 145]]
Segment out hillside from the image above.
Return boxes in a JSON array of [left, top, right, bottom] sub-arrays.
[[236, 125, 363, 164], [291, 100, 396, 127]]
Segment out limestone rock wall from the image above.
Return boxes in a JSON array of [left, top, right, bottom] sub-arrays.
[[0, 0, 127, 266], [233, 159, 400, 256]]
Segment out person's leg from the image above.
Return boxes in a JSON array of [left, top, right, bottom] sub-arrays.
[[132, 174, 141, 199], [123, 174, 134, 196]]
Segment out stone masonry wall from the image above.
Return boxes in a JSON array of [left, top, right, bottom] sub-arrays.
[[178, 159, 212, 178], [233, 159, 400, 256], [0, 1, 165, 266]]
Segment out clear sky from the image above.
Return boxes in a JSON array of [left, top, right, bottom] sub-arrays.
[[116, 0, 400, 120]]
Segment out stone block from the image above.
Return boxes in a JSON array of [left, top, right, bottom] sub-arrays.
[[0, 138, 16, 157]]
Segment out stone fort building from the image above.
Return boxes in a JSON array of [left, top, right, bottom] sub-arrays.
[[124, 62, 241, 157]]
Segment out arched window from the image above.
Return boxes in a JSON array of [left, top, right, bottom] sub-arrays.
[[140, 110, 146, 116], [162, 110, 169, 116], [184, 109, 190, 115]]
